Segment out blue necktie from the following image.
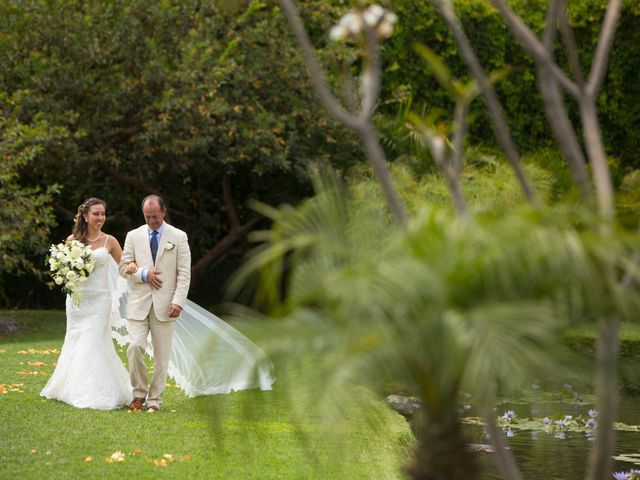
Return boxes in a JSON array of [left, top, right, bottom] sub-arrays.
[[150, 230, 159, 264]]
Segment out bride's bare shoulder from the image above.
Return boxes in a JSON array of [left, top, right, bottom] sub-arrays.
[[105, 234, 122, 249], [65, 234, 75, 243]]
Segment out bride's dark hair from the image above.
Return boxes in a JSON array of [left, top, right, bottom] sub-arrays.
[[72, 197, 107, 244]]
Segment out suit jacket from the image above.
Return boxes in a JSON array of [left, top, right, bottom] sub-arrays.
[[119, 223, 191, 322]]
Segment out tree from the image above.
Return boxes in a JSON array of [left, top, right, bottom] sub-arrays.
[[0, 0, 360, 305], [0, 107, 62, 301]]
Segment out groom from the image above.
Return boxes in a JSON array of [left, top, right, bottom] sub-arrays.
[[119, 194, 191, 412]]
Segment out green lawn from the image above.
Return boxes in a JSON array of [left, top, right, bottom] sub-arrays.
[[0, 310, 412, 479]]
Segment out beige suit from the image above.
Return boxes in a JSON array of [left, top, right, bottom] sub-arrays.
[[119, 223, 191, 408]]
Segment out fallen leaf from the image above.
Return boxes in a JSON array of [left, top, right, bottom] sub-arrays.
[[106, 451, 125, 463], [162, 453, 174, 462], [31, 449, 37, 454], [84, 456, 93, 462]]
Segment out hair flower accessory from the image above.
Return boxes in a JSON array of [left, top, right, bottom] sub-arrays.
[[165, 241, 176, 251]]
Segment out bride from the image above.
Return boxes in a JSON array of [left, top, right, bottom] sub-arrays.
[[41, 197, 275, 410]]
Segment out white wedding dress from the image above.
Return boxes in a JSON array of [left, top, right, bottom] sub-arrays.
[[41, 244, 275, 410], [40, 246, 132, 409]]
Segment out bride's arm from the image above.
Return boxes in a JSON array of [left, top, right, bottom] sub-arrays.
[[107, 235, 123, 264]]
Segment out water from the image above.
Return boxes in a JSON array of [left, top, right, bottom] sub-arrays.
[[462, 395, 640, 479]]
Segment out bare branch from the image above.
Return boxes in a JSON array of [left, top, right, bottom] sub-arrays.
[[434, 0, 536, 203], [359, 26, 382, 121], [579, 98, 615, 220], [542, 0, 560, 50], [586, 316, 619, 480], [483, 407, 524, 480], [277, 0, 357, 128], [557, 0, 585, 86], [356, 121, 409, 223], [537, 67, 592, 199], [191, 217, 261, 286], [98, 158, 196, 223], [452, 99, 467, 175], [222, 172, 240, 231], [340, 60, 359, 113], [537, 0, 591, 199], [278, 0, 408, 224], [192, 174, 261, 285], [586, 0, 622, 98], [488, 0, 580, 98]]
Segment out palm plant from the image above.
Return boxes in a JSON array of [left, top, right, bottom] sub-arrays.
[[226, 1, 639, 478], [229, 169, 638, 479]]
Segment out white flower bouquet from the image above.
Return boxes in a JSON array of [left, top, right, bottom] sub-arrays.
[[47, 240, 95, 307]]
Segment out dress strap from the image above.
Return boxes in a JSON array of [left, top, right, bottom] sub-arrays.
[[103, 234, 110, 248]]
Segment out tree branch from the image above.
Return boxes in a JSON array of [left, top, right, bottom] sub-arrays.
[[98, 159, 196, 224], [434, 0, 536, 203], [278, 0, 408, 224], [586, 0, 622, 98], [222, 172, 241, 231], [359, 26, 382, 122], [488, 0, 580, 98], [191, 216, 261, 285], [557, 0, 585, 86], [483, 407, 524, 480], [586, 315, 619, 480], [277, 0, 358, 128], [537, 0, 592, 199]]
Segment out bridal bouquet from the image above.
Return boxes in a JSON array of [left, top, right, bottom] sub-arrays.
[[47, 240, 95, 307]]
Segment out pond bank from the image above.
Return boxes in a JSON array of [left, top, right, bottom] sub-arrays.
[[564, 322, 640, 394]]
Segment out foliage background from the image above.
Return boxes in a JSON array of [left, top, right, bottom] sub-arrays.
[[1, 0, 638, 308]]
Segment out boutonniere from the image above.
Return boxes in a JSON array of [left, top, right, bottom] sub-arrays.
[[165, 241, 176, 251]]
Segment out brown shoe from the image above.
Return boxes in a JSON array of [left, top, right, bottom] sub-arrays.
[[130, 397, 145, 411], [147, 405, 159, 413]]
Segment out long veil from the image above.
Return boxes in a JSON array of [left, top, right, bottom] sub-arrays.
[[108, 259, 275, 397]]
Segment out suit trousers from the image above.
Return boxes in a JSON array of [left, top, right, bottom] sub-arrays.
[[127, 307, 176, 408]]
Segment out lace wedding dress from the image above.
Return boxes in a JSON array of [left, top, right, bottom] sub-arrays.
[[40, 246, 132, 410]]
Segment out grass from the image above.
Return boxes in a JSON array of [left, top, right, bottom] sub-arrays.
[[0, 310, 413, 479]]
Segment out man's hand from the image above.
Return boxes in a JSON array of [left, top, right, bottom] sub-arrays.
[[124, 262, 139, 274], [147, 269, 163, 290], [168, 303, 182, 318]]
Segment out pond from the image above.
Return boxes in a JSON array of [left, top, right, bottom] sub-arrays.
[[461, 390, 640, 479]]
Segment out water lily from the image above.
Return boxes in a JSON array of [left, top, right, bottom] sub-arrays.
[[501, 410, 517, 422], [588, 409, 598, 418]]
